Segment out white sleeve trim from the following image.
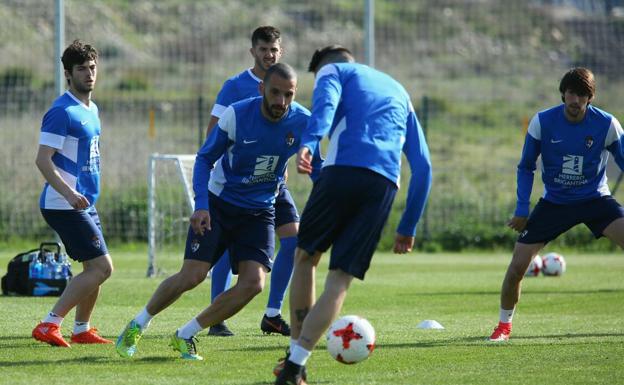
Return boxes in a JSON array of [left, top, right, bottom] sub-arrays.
[[218, 106, 237, 141], [527, 114, 541, 140], [39, 132, 65, 149], [605, 117, 623, 147], [313, 64, 338, 89], [210, 104, 227, 118]]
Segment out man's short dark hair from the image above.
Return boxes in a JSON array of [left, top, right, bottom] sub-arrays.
[[559, 67, 595, 99], [62, 40, 98, 72], [251, 26, 281, 47], [264, 62, 297, 84], [308, 45, 353, 73]]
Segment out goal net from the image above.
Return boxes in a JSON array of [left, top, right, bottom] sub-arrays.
[[147, 153, 196, 277]]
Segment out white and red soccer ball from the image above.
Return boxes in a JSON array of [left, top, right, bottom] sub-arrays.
[[326, 315, 376, 364], [541, 252, 566, 276], [525, 254, 543, 277]]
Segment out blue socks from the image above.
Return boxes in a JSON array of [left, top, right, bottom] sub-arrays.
[[211, 251, 233, 303], [267, 236, 297, 310]]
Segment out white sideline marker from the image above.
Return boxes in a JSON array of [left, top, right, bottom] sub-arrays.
[[417, 320, 445, 329]]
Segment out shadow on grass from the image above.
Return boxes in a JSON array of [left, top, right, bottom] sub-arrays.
[[399, 288, 624, 296], [0, 355, 177, 367]]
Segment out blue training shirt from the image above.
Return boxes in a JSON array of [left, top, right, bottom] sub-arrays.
[[515, 104, 624, 217], [210, 68, 262, 119], [194, 97, 322, 210], [302, 62, 432, 236], [39, 91, 102, 209]]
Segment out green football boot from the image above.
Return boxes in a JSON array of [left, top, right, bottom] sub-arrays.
[[169, 331, 204, 360], [115, 320, 143, 358]]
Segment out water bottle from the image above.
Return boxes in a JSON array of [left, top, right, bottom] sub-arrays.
[[60, 254, 71, 279], [29, 256, 41, 279], [42, 252, 55, 279]]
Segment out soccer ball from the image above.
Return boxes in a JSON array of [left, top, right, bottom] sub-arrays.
[[541, 252, 566, 276], [524, 254, 543, 277], [326, 315, 376, 364]]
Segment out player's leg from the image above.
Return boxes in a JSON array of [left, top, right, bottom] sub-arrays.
[[33, 208, 112, 347], [171, 260, 268, 360], [602, 217, 624, 247], [207, 253, 234, 336], [117, 217, 222, 358], [288, 247, 323, 340], [263, 187, 299, 335], [490, 199, 578, 341]]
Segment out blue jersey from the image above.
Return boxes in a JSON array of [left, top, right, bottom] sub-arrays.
[[515, 104, 624, 216], [194, 97, 321, 210], [39, 91, 101, 209], [210, 69, 262, 118], [302, 62, 432, 236]]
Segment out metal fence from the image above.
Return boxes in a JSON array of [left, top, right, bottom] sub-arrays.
[[1, 0, 624, 249]]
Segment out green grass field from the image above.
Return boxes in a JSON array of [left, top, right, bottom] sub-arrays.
[[0, 247, 622, 385]]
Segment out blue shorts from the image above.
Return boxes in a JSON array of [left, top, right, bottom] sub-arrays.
[[184, 193, 275, 274], [297, 166, 397, 280], [275, 184, 299, 227], [40, 207, 109, 262], [518, 196, 624, 244]]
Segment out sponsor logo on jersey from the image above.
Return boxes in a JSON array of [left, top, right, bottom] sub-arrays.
[[242, 155, 280, 184], [562, 155, 583, 175]]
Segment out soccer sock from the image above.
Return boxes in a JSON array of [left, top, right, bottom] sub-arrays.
[[499, 307, 515, 324], [73, 321, 90, 334], [266, 236, 296, 312], [290, 338, 298, 353], [177, 318, 203, 339], [211, 251, 233, 303], [43, 312, 63, 326], [289, 343, 312, 366], [134, 307, 154, 329], [265, 308, 281, 318]]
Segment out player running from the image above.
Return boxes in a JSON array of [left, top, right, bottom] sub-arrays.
[[116, 63, 321, 360], [206, 25, 297, 337]]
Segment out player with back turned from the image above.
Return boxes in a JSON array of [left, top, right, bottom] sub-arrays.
[[274, 45, 432, 385]]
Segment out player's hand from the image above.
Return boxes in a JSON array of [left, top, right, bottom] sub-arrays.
[[393, 233, 414, 254], [66, 191, 90, 210], [190, 209, 211, 235], [296, 147, 313, 175], [507, 216, 528, 233]]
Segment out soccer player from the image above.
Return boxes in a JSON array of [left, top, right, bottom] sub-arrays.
[[31, 40, 113, 347], [489, 67, 624, 342], [274, 45, 432, 385], [116, 63, 322, 360], [205, 25, 297, 337]]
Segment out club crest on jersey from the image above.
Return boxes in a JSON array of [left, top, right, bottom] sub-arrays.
[[191, 239, 200, 253], [585, 136, 593, 149], [285, 132, 295, 146], [91, 236, 101, 249]]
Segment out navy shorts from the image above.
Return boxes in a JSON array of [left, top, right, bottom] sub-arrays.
[[275, 184, 299, 227], [40, 207, 109, 262], [298, 166, 397, 280], [518, 196, 624, 244], [184, 193, 275, 274]]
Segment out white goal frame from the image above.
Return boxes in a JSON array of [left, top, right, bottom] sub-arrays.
[[146, 153, 196, 277]]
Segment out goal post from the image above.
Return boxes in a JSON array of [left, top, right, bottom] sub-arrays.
[[147, 153, 196, 277]]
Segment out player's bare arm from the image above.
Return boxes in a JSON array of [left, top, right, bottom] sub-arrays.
[[190, 209, 211, 235], [35, 144, 90, 210], [507, 216, 528, 232]]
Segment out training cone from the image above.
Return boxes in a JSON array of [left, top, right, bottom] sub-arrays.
[[417, 320, 445, 329]]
